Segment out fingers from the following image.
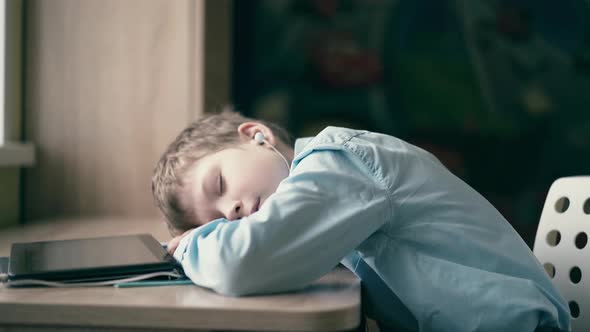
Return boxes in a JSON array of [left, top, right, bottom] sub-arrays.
[[167, 237, 180, 255], [167, 229, 194, 255]]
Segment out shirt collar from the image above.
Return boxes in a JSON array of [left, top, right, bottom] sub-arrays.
[[294, 137, 314, 156]]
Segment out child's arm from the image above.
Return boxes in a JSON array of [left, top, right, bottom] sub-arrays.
[[172, 148, 389, 296]]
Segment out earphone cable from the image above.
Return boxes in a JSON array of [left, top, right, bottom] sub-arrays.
[[268, 144, 291, 171]]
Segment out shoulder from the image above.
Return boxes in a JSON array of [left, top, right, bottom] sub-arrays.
[[311, 126, 368, 145], [293, 126, 418, 168], [285, 127, 389, 200], [290, 127, 389, 188], [292, 126, 446, 193], [292, 127, 368, 164]]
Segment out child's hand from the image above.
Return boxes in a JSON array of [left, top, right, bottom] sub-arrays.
[[167, 229, 193, 255]]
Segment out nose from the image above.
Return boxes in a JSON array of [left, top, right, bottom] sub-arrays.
[[225, 200, 243, 221]]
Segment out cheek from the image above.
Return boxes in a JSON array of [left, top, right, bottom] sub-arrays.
[[265, 163, 288, 189], [245, 159, 286, 190]]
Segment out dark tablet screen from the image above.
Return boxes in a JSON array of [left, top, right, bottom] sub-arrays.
[[8, 234, 176, 281]]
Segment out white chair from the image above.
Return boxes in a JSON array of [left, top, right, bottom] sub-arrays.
[[533, 176, 590, 331]]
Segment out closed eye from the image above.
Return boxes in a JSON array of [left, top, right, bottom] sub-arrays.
[[218, 173, 224, 195]]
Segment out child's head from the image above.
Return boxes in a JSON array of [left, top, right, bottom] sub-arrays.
[[152, 110, 294, 236]]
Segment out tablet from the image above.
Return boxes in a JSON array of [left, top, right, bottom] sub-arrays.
[[8, 234, 179, 282]]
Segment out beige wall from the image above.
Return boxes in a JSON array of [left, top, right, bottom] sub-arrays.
[[22, 0, 231, 221]]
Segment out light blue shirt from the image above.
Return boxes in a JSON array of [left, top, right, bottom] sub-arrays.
[[174, 127, 571, 332]]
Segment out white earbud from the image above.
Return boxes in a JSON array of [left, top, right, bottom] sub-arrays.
[[253, 131, 290, 171], [254, 132, 265, 145]]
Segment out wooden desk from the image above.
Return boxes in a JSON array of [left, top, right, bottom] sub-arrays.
[[0, 218, 361, 332]]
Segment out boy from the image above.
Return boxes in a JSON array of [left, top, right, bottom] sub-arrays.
[[152, 110, 570, 332]]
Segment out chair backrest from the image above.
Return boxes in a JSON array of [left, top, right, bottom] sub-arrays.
[[533, 176, 590, 331]]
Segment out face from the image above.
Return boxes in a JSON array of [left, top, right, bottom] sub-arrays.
[[183, 142, 290, 226]]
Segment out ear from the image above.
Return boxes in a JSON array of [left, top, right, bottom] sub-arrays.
[[237, 122, 277, 146]]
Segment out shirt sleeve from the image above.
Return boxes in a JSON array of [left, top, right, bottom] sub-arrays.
[[173, 146, 391, 296]]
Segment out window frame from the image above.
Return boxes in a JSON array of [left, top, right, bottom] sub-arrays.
[[0, 0, 6, 144], [0, 0, 34, 167]]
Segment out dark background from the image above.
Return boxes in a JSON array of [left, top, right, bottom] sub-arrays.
[[232, 0, 590, 247]]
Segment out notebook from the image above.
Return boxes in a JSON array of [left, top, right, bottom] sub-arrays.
[[3, 234, 186, 287]]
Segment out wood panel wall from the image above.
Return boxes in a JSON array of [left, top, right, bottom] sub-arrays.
[[23, 0, 229, 220]]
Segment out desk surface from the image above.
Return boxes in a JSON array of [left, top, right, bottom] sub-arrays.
[[0, 218, 361, 332]]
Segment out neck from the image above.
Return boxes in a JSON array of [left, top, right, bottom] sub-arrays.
[[276, 141, 295, 165]]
